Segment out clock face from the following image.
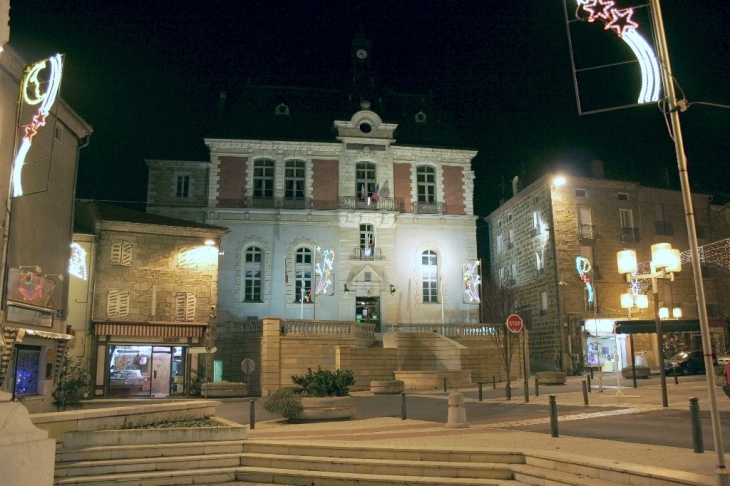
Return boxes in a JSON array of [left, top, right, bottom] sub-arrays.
[[356, 48, 368, 60]]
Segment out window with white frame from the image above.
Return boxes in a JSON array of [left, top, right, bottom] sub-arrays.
[[284, 160, 305, 199], [175, 174, 190, 198], [107, 289, 130, 319], [175, 292, 196, 322], [496, 234, 503, 254], [498, 267, 505, 285], [111, 241, 132, 266], [356, 162, 376, 199], [510, 262, 517, 284], [508, 228, 515, 249], [360, 224, 374, 258], [575, 189, 587, 198], [532, 211, 542, 236], [244, 246, 262, 302], [421, 250, 438, 303], [294, 247, 313, 303], [536, 250, 545, 275], [619, 208, 633, 228], [253, 159, 275, 198], [540, 291, 548, 316], [417, 165, 436, 202]]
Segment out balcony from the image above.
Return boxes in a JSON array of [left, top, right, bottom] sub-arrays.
[[620, 227, 640, 242], [247, 196, 313, 209], [411, 201, 445, 214], [655, 221, 674, 236], [578, 224, 596, 239], [350, 247, 385, 261], [338, 196, 403, 212]]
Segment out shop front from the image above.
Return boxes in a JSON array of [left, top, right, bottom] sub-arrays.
[[583, 318, 628, 373], [92, 320, 207, 398]]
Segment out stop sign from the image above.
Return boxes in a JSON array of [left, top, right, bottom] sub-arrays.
[[506, 313, 524, 333]]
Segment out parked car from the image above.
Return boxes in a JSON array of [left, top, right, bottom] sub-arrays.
[[717, 350, 730, 367], [664, 350, 716, 375]]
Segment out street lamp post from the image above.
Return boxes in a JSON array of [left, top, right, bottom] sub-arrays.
[[617, 243, 681, 408], [620, 292, 649, 388]]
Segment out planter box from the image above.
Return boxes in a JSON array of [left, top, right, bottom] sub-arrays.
[[536, 371, 567, 385], [201, 381, 248, 397], [370, 380, 405, 394], [621, 366, 650, 379], [290, 396, 356, 422]]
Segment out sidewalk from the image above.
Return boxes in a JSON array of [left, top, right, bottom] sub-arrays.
[[245, 375, 730, 485]]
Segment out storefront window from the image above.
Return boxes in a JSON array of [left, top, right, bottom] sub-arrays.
[[109, 345, 152, 396], [14, 346, 41, 396]]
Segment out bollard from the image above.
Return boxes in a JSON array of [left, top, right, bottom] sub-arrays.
[[445, 392, 470, 428], [443, 377, 447, 392], [549, 395, 559, 437], [492, 375, 496, 389], [401, 392, 407, 420], [535, 377, 539, 397], [478, 381, 483, 401], [582, 380, 589, 406], [590, 367, 594, 379], [249, 398, 256, 430], [587, 374, 592, 392], [674, 366, 679, 385], [689, 397, 704, 453]]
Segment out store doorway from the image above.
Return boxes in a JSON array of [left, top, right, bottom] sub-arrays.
[[356, 297, 380, 332]]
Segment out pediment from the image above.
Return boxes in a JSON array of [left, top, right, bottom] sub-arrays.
[[347, 264, 386, 284]]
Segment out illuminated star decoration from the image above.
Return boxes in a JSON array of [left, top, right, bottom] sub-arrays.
[[315, 247, 334, 295], [575, 1, 660, 104], [462, 261, 482, 303], [575, 256, 594, 303], [12, 54, 64, 197]]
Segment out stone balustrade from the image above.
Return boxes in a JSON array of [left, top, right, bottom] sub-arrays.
[[389, 323, 498, 338], [282, 319, 375, 338]]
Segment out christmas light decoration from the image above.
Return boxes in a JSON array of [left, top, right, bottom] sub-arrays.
[[575, 256, 594, 303], [12, 54, 64, 197], [576, 0, 660, 104], [69, 243, 88, 280], [315, 247, 334, 295], [462, 260, 481, 303]]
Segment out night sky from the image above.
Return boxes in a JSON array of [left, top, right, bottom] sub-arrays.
[[7, 1, 730, 224]]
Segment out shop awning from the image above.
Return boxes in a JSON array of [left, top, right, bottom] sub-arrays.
[[92, 320, 207, 338], [614, 319, 701, 334]]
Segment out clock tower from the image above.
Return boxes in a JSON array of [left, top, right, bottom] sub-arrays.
[[351, 34, 373, 107]]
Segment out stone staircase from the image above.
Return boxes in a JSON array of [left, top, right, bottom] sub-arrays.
[[54, 440, 707, 486]]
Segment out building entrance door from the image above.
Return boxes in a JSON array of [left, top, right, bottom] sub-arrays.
[[151, 348, 172, 397], [356, 297, 380, 332]]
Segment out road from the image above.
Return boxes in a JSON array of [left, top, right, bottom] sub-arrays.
[[215, 374, 730, 452]]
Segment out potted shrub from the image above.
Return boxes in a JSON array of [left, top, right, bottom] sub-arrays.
[[264, 367, 356, 422]]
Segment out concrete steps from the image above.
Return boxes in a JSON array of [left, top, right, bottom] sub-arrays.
[[55, 439, 709, 486]]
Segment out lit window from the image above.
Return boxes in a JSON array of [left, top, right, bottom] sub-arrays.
[[284, 160, 305, 199], [253, 159, 275, 198], [417, 165, 436, 203], [13, 346, 41, 396], [295, 247, 313, 303], [356, 162, 376, 200], [536, 250, 545, 275], [244, 246, 262, 302], [421, 250, 438, 303], [176, 174, 190, 198]]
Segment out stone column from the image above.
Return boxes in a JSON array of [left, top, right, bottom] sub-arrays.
[[0, 391, 56, 485], [260, 317, 282, 396]]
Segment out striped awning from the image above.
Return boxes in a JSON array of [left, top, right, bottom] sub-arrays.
[[92, 320, 207, 338]]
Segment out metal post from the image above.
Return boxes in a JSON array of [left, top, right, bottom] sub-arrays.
[[674, 366, 679, 385], [630, 334, 637, 388], [492, 375, 496, 389], [653, 281, 669, 407], [401, 392, 406, 420], [549, 395, 558, 437], [649, 1, 726, 483], [690, 397, 704, 453], [535, 377, 539, 397], [523, 331, 529, 403], [443, 377, 447, 392], [478, 381, 483, 401], [582, 380, 589, 406], [249, 398, 256, 430], [587, 374, 591, 392]]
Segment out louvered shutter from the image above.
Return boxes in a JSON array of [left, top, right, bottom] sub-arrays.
[[111, 243, 121, 265], [175, 293, 187, 321], [185, 293, 196, 322], [121, 242, 132, 266], [107, 289, 119, 318], [118, 290, 130, 318]]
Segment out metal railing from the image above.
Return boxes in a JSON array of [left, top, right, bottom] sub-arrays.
[[578, 224, 596, 239], [411, 201, 445, 214], [655, 221, 674, 236], [247, 196, 313, 209], [338, 196, 403, 211], [388, 323, 499, 337], [620, 227, 640, 242], [350, 247, 385, 261]]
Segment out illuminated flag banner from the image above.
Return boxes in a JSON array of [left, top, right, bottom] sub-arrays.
[[12, 54, 64, 197], [315, 246, 335, 296], [564, 1, 660, 114], [462, 260, 481, 304]]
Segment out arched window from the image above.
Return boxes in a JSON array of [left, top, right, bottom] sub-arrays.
[[421, 250, 438, 303], [285, 160, 305, 199], [244, 246, 263, 302], [417, 165, 436, 203], [253, 159, 275, 198], [356, 162, 376, 200], [294, 247, 313, 303]]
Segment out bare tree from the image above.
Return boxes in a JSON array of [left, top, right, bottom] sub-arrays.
[[481, 273, 522, 400]]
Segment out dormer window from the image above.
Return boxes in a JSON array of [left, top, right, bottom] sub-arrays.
[[415, 111, 427, 124], [275, 103, 289, 116]]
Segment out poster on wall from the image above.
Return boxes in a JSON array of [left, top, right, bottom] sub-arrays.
[[6, 267, 56, 311]]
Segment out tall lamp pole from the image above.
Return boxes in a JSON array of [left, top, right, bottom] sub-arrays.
[[649, 1, 727, 483]]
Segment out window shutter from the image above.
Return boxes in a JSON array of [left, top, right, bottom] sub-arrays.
[[107, 289, 119, 318], [175, 293, 187, 321], [118, 290, 130, 318], [186, 293, 196, 322], [121, 242, 132, 266], [111, 242, 121, 264]]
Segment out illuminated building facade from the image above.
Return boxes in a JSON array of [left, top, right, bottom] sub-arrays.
[[0, 47, 93, 411], [68, 202, 228, 398], [486, 163, 730, 373], [146, 39, 481, 339]]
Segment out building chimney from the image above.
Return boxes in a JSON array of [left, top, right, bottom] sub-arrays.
[[591, 160, 605, 179], [511, 176, 520, 197]]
